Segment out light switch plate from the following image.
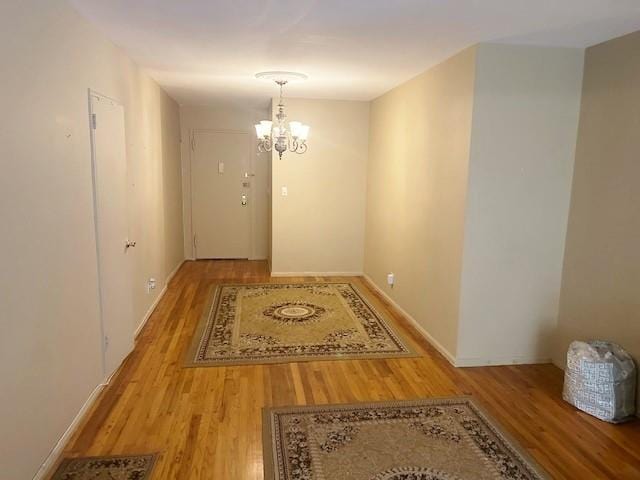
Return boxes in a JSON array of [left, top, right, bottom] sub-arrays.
[[218, 162, 224, 174], [281, 186, 288, 196]]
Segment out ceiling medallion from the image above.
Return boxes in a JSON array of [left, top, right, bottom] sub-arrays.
[[254, 71, 310, 159]]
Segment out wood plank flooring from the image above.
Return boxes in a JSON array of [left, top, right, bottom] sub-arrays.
[[57, 260, 640, 479]]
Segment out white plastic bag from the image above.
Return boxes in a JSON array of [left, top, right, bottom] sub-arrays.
[[563, 340, 636, 423]]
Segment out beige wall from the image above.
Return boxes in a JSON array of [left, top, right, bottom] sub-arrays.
[[180, 104, 270, 260], [0, 1, 183, 477], [457, 44, 584, 365], [364, 44, 585, 364], [555, 32, 640, 387], [271, 98, 369, 275], [364, 47, 477, 357]]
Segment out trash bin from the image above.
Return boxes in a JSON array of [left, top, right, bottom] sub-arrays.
[[562, 340, 636, 423]]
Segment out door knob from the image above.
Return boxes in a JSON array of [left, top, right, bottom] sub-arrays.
[[126, 240, 137, 248]]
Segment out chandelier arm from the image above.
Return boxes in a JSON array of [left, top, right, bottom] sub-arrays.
[[295, 141, 308, 154], [258, 140, 272, 153]]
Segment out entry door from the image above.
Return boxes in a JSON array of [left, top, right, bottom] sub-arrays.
[[191, 131, 251, 259], [89, 92, 134, 379]]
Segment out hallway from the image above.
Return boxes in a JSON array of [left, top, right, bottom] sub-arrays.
[[4, 2, 640, 477], [57, 261, 640, 479]]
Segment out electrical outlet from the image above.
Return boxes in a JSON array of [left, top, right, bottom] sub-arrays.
[[147, 278, 157, 293], [387, 273, 395, 287]]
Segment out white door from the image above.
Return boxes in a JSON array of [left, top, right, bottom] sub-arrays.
[[191, 131, 251, 259], [89, 92, 134, 379]]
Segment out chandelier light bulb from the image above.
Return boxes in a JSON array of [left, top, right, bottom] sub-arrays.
[[298, 125, 310, 141], [289, 121, 302, 138], [260, 120, 272, 131]]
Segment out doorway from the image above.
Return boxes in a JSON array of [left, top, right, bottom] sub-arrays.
[[89, 91, 134, 380], [191, 130, 251, 259]]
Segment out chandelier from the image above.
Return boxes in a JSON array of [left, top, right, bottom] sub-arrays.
[[254, 71, 310, 160]]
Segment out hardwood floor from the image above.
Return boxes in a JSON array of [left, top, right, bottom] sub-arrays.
[[58, 260, 640, 479]]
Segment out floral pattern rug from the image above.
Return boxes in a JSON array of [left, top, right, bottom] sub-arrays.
[[185, 283, 415, 366], [50, 454, 156, 479], [263, 398, 549, 480]]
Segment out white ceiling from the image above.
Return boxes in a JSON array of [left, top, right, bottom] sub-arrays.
[[69, 0, 640, 106]]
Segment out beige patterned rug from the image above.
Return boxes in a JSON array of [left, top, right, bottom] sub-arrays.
[[51, 454, 156, 479], [263, 397, 549, 480], [185, 283, 415, 366]]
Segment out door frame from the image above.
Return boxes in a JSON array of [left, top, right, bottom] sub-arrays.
[[188, 128, 255, 259], [87, 89, 132, 379]]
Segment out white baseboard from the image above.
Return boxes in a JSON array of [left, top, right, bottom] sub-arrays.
[[362, 274, 458, 366], [134, 284, 168, 338], [455, 356, 552, 367], [34, 259, 186, 479], [271, 271, 364, 277], [167, 258, 186, 285], [134, 259, 185, 338], [362, 274, 554, 368], [33, 383, 107, 480]]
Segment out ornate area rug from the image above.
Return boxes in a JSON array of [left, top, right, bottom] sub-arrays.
[[185, 283, 415, 366], [263, 397, 549, 480], [51, 454, 156, 479]]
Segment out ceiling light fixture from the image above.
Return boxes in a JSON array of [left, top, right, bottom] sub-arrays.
[[255, 71, 310, 160]]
